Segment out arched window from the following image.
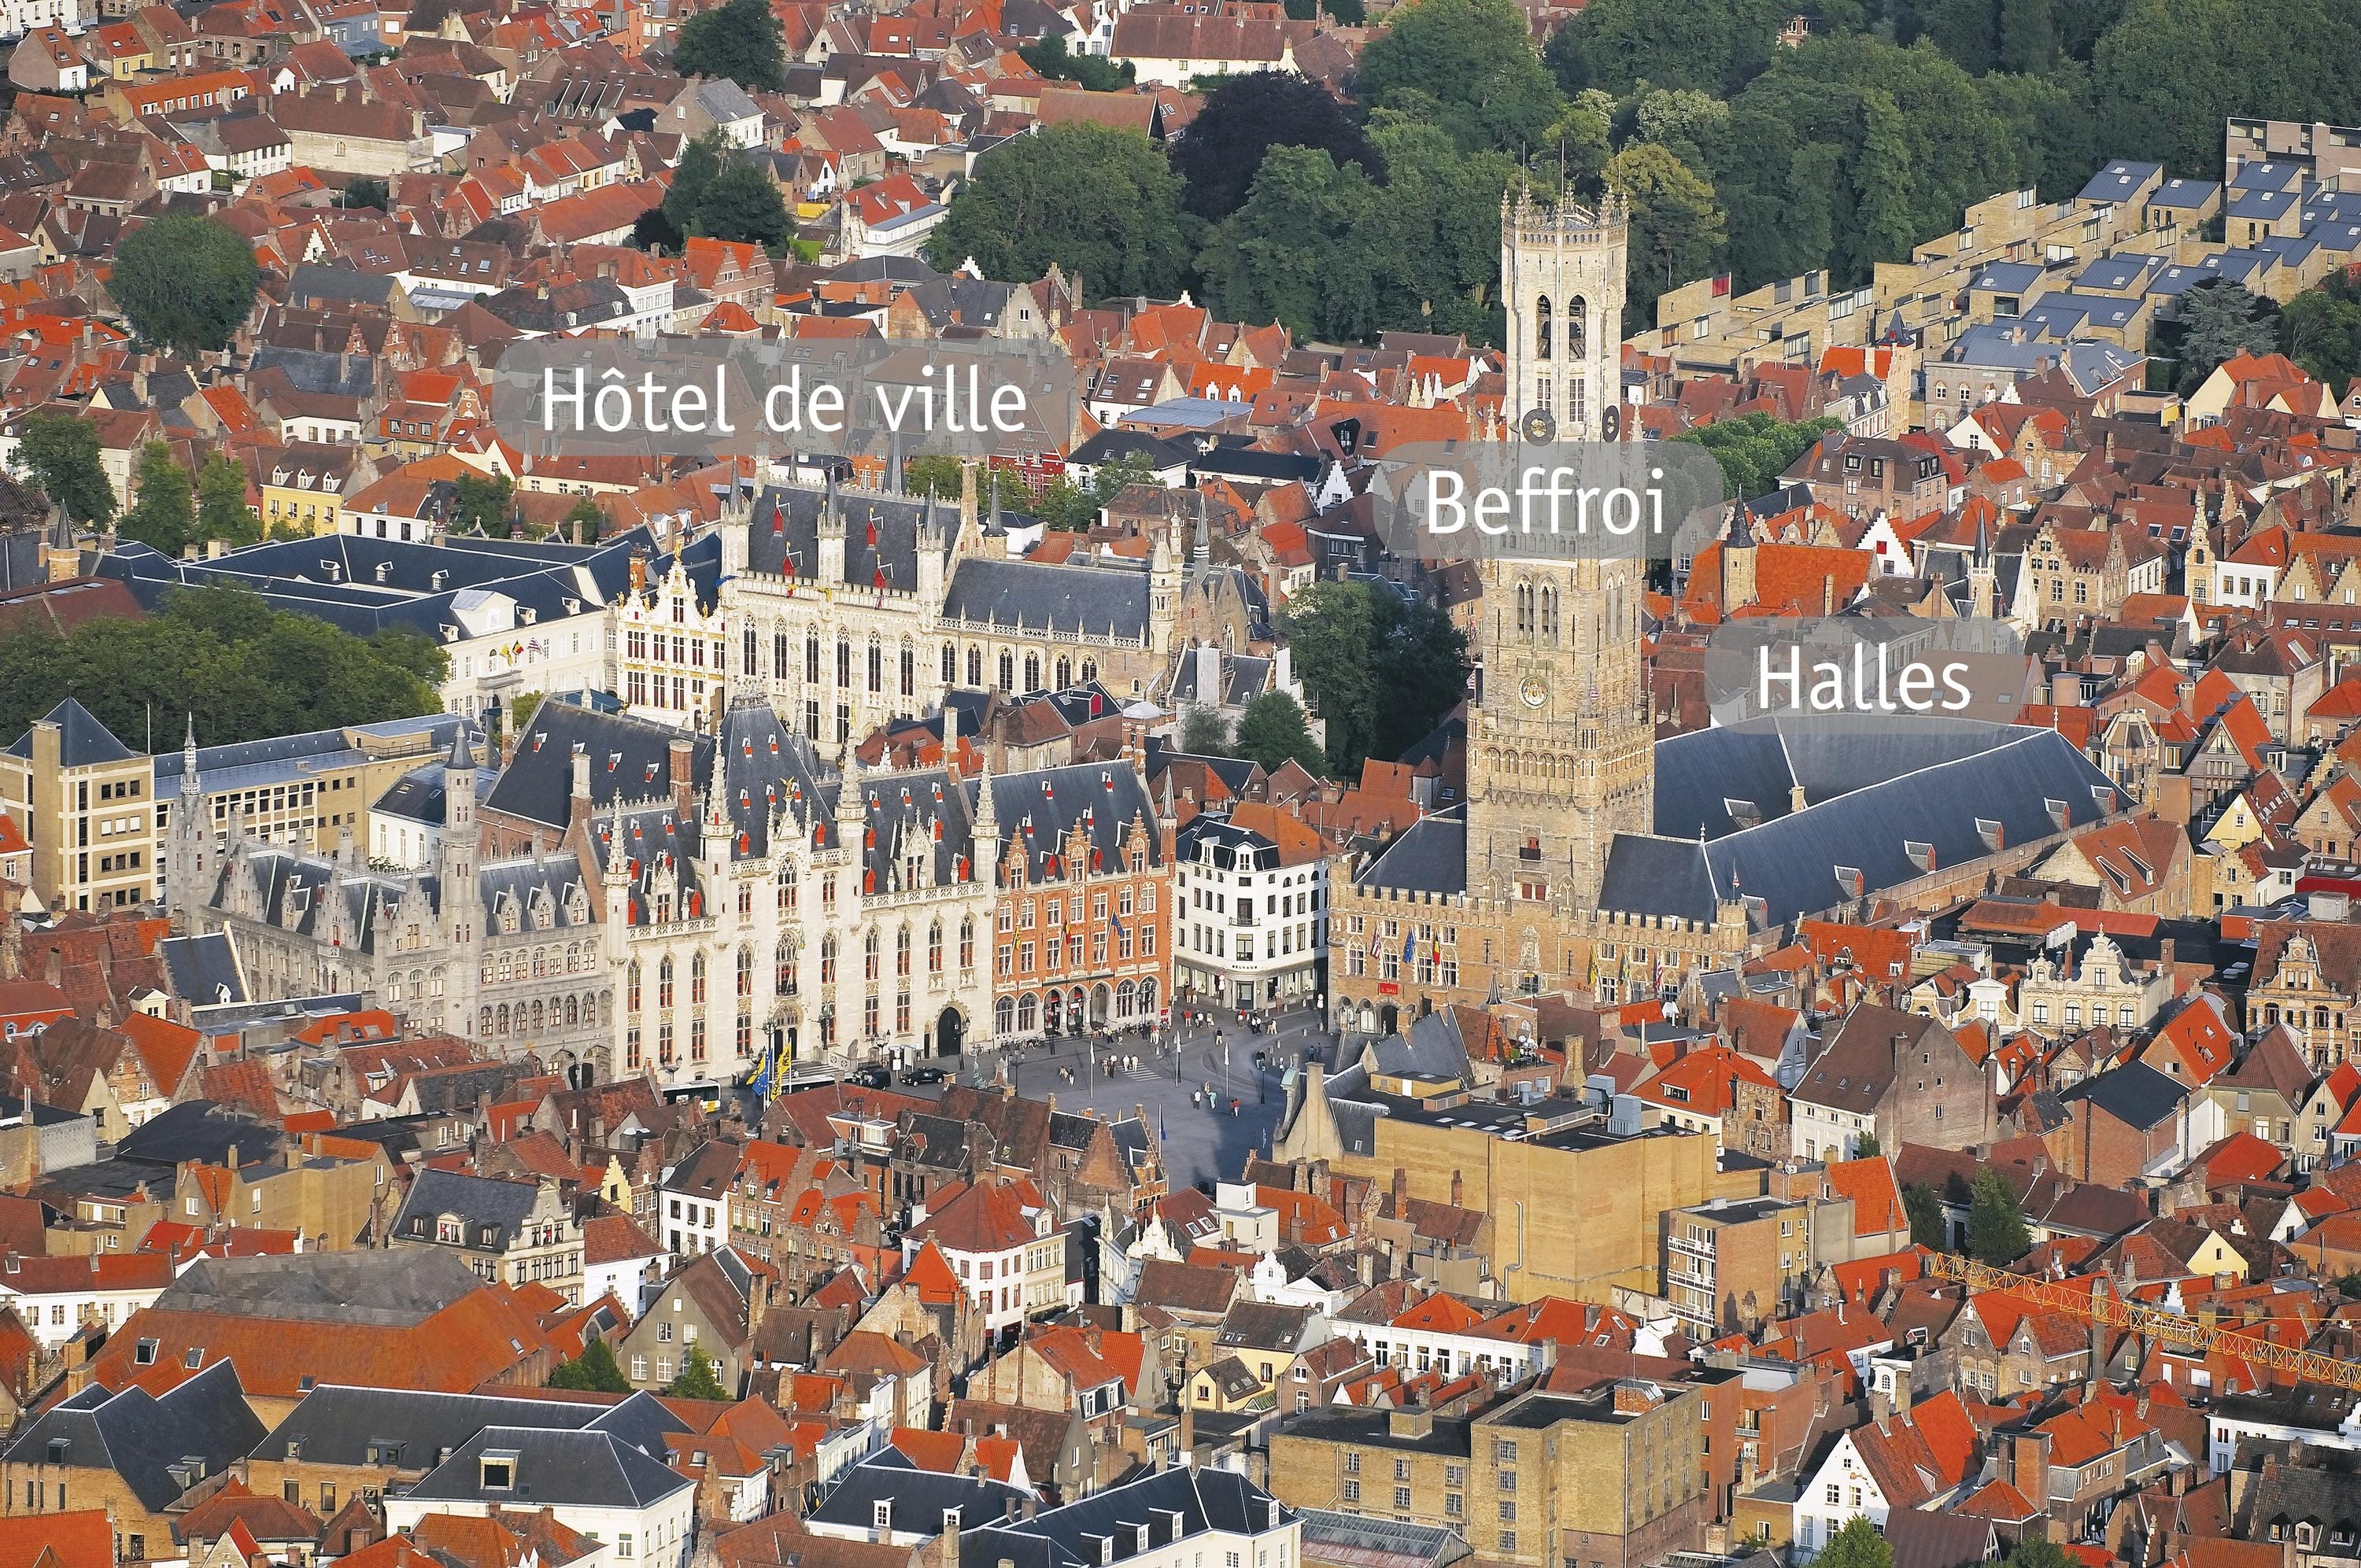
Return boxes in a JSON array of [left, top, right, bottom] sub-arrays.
[[1515, 581, 1533, 635], [805, 632, 821, 684], [1080, 659, 1096, 684], [657, 957, 674, 1008], [929, 921, 944, 973], [996, 995, 1015, 1035], [896, 926, 912, 977], [627, 961, 641, 1011], [737, 946, 754, 998], [690, 952, 707, 1004], [866, 635, 882, 694], [1055, 656, 1071, 690], [778, 864, 798, 910], [864, 928, 881, 981], [1566, 296, 1587, 360], [968, 645, 984, 686], [959, 917, 975, 968], [1535, 296, 1554, 361], [998, 650, 1014, 690], [1023, 654, 1040, 692], [777, 937, 798, 995], [1540, 585, 1559, 641], [900, 642, 914, 697], [940, 643, 957, 684], [820, 935, 837, 983]]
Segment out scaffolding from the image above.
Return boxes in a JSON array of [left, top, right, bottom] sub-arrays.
[[1920, 1250, 2361, 1393]]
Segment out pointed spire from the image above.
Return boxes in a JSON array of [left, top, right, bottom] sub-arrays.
[[449, 724, 475, 771], [182, 712, 201, 797]]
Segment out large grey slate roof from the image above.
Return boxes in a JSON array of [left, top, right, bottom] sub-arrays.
[[5, 698, 134, 767], [4, 1360, 264, 1511]]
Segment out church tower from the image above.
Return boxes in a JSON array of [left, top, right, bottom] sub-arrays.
[[1465, 185, 1652, 913]]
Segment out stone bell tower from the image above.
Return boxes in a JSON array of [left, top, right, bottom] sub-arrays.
[[1464, 183, 1652, 915]]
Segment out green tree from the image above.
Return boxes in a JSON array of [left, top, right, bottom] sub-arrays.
[[924, 124, 1197, 297], [195, 452, 258, 547], [667, 1343, 730, 1400], [510, 691, 547, 737], [1199, 148, 1381, 341], [1550, 0, 1791, 95], [1851, 1131, 1881, 1157], [671, 0, 787, 91], [694, 160, 790, 247], [1817, 1517, 1894, 1568], [663, 131, 727, 239], [1967, 1168, 2032, 1266], [1232, 691, 1325, 777], [1018, 35, 1135, 92], [1605, 142, 1726, 334], [2003, 1540, 2074, 1568], [1672, 412, 1842, 500], [1181, 707, 1233, 755], [453, 472, 515, 535], [1358, 117, 1518, 344], [1174, 69, 1382, 220], [560, 496, 606, 542], [108, 216, 260, 354], [1356, 0, 1564, 152], [13, 412, 116, 525], [2088, 0, 2361, 176], [1919, 0, 2000, 73], [2171, 279, 2278, 395], [903, 454, 966, 499], [120, 443, 195, 555], [2282, 271, 2361, 389], [339, 176, 391, 211], [1280, 580, 1469, 776], [1033, 451, 1158, 532], [548, 1337, 630, 1393], [1998, 0, 2060, 71], [1903, 1182, 1949, 1250], [0, 583, 442, 747], [2342, 1271, 2361, 1301]]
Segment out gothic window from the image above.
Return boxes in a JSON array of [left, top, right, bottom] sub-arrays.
[[742, 625, 757, 677], [941, 643, 957, 684], [896, 926, 911, 977], [627, 961, 641, 1011], [1566, 297, 1587, 360], [737, 946, 754, 998], [929, 921, 944, 973], [900, 643, 915, 697], [690, 953, 707, 1004], [778, 865, 798, 910], [837, 636, 852, 688], [1024, 654, 1041, 692], [1535, 296, 1553, 361], [1539, 586, 1559, 642], [866, 636, 883, 694], [1515, 581, 1534, 636], [777, 937, 798, 995], [864, 929, 880, 981], [774, 631, 790, 681], [1081, 659, 1096, 684], [805, 633, 821, 683], [998, 650, 1014, 691], [658, 957, 674, 1008], [959, 917, 975, 969], [968, 646, 985, 686]]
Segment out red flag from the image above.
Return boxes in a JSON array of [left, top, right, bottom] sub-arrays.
[[874, 563, 888, 592], [865, 516, 879, 550], [770, 500, 784, 536]]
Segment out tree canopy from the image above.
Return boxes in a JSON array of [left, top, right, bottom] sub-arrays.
[[1903, 1182, 1948, 1251], [1174, 70, 1382, 220], [1672, 412, 1842, 500], [671, 0, 788, 92], [109, 216, 260, 355], [0, 585, 445, 749], [925, 124, 1198, 298], [1018, 35, 1135, 92], [1280, 580, 1469, 777], [14, 412, 116, 526], [1355, 0, 1565, 152], [1817, 1517, 1894, 1568], [667, 1344, 730, 1400], [548, 1338, 630, 1393], [2170, 279, 2279, 395], [1967, 1168, 2032, 1266], [1233, 691, 1327, 777]]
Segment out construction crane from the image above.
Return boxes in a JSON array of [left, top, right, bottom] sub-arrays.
[[1919, 1250, 2361, 1393]]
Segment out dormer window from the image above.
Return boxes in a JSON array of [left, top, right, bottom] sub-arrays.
[[480, 1452, 517, 1491]]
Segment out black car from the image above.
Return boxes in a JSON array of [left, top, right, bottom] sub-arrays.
[[900, 1064, 948, 1086], [847, 1064, 891, 1089]]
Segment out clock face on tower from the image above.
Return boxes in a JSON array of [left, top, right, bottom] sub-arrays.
[[1519, 673, 1549, 709]]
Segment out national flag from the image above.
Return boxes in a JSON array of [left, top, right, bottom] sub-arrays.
[[770, 500, 784, 537], [1401, 926, 1416, 965], [865, 515, 879, 550]]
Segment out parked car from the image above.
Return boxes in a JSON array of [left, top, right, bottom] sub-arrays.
[[900, 1064, 948, 1086], [848, 1064, 891, 1089]]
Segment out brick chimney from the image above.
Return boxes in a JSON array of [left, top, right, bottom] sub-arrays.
[[669, 737, 694, 818]]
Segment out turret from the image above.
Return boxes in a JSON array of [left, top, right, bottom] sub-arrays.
[[438, 725, 477, 946], [818, 474, 847, 585]]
